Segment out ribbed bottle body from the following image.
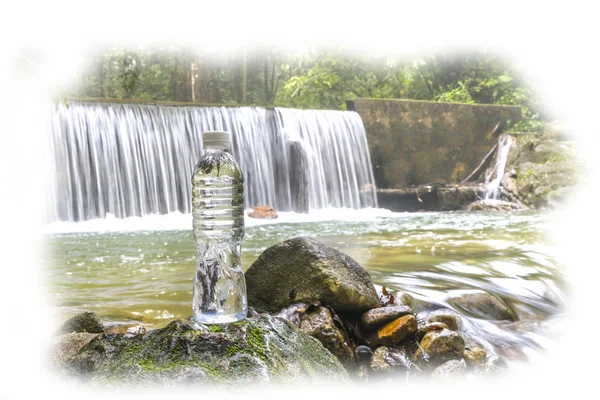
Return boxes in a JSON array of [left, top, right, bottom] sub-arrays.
[[191, 148, 247, 324]]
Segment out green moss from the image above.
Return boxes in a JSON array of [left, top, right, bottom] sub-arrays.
[[226, 345, 241, 357], [208, 325, 225, 333]]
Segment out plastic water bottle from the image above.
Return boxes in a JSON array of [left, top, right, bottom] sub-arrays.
[[191, 131, 247, 324]]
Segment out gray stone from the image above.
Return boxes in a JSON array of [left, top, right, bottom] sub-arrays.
[[360, 305, 412, 331], [55, 312, 105, 335], [245, 237, 379, 313], [369, 346, 416, 373], [55, 314, 349, 386], [431, 359, 467, 379], [355, 346, 373, 363], [49, 333, 98, 368], [299, 306, 355, 367], [415, 328, 465, 366], [427, 309, 462, 331], [448, 291, 515, 321], [501, 133, 581, 209]]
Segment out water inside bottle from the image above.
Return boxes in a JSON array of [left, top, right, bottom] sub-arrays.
[[191, 146, 247, 324]]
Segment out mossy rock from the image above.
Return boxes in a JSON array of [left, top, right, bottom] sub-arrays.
[[245, 237, 379, 313], [502, 133, 581, 209], [56, 314, 349, 387]]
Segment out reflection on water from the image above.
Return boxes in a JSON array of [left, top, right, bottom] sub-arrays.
[[45, 209, 566, 365]]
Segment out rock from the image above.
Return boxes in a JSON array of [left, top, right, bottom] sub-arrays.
[[501, 133, 581, 209], [299, 306, 355, 367], [466, 200, 522, 211], [365, 315, 417, 346], [427, 310, 461, 331], [360, 305, 412, 331], [55, 312, 105, 335], [369, 346, 416, 373], [448, 292, 515, 321], [245, 237, 379, 313], [437, 187, 485, 211], [56, 314, 349, 386], [416, 322, 448, 340], [274, 302, 312, 326], [431, 359, 467, 379], [248, 205, 278, 219], [49, 333, 98, 368], [464, 347, 486, 366], [415, 328, 465, 366], [355, 346, 373, 363]]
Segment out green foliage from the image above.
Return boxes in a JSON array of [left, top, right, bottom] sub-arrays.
[[65, 47, 549, 131]]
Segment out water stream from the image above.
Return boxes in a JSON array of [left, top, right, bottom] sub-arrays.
[[484, 133, 515, 200], [45, 209, 566, 367]]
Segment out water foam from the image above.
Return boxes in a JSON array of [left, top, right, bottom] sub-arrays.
[[43, 207, 406, 234]]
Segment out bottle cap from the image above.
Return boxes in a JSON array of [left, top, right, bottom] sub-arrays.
[[203, 131, 232, 149]]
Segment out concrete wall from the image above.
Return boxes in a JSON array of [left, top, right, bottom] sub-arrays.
[[348, 98, 522, 188]]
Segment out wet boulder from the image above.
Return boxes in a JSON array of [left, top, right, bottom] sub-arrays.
[[360, 305, 412, 331], [248, 205, 278, 219], [427, 309, 462, 331], [466, 200, 522, 211], [55, 312, 105, 335], [245, 237, 379, 313], [54, 314, 349, 386], [49, 333, 99, 368], [298, 306, 355, 367], [415, 328, 465, 366], [364, 315, 418, 346], [431, 359, 467, 379], [464, 347, 487, 367], [448, 291, 516, 321], [369, 346, 416, 374], [416, 322, 448, 340]]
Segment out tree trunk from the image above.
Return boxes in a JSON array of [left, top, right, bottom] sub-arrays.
[[264, 53, 270, 103], [190, 62, 196, 102]]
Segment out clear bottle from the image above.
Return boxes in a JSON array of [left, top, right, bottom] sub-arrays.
[[191, 131, 247, 324]]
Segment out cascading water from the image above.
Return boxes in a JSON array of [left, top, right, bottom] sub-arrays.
[[484, 133, 515, 200], [46, 101, 377, 222]]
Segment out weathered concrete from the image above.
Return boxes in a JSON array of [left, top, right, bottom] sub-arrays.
[[348, 98, 521, 188]]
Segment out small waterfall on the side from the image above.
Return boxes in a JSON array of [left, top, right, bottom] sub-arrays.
[[483, 133, 515, 200], [46, 101, 378, 223]]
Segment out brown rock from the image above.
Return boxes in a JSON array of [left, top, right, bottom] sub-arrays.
[[365, 315, 417, 346], [299, 306, 355, 367], [248, 205, 278, 219], [464, 347, 487, 366], [360, 305, 412, 331], [416, 322, 448, 340], [427, 310, 461, 331], [415, 328, 465, 366]]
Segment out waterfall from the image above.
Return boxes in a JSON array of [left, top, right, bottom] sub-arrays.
[[46, 101, 378, 222], [484, 133, 514, 200]]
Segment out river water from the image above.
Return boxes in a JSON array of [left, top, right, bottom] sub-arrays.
[[44, 208, 566, 366]]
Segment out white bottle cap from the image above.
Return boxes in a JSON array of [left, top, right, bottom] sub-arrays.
[[203, 131, 232, 149]]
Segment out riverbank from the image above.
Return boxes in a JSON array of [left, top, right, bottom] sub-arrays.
[[50, 236, 563, 386]]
